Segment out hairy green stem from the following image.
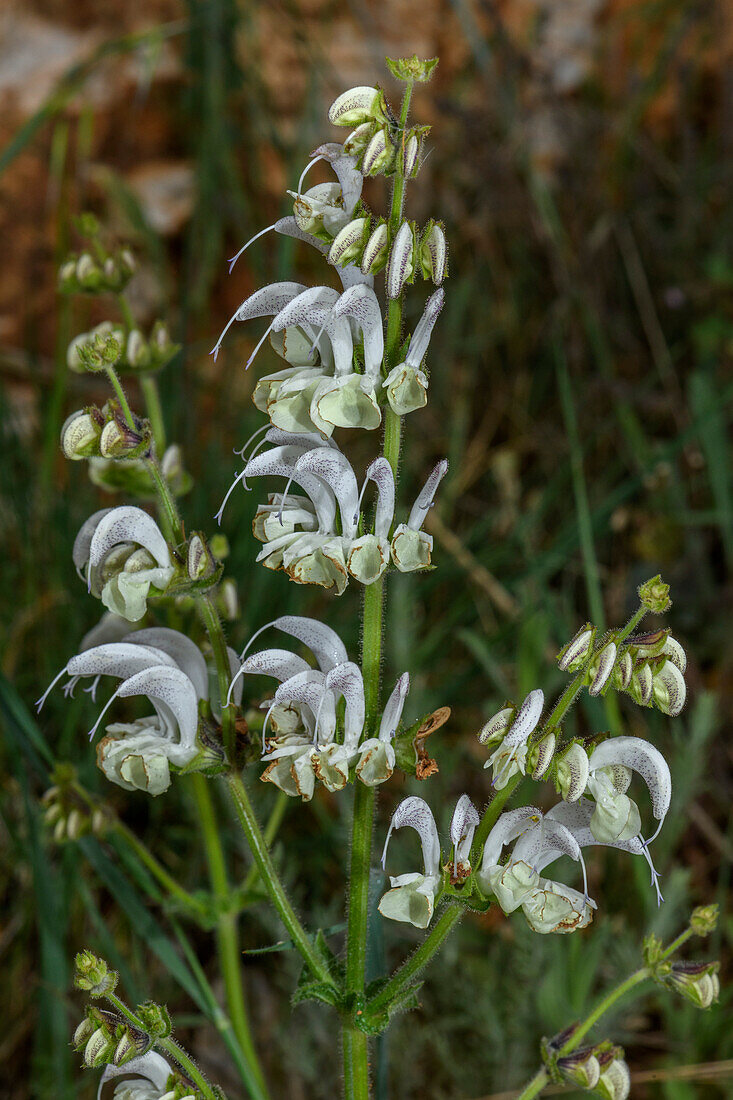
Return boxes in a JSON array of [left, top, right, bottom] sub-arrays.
[[191, 775, 269, 1098], [226, 771, 331, 984], [473, 773, 523, 857], [342, 78, 415, 1100], [104, 364, 136, 429], [366, 903, 463, 1018], [157, 1036, 219, 1099]]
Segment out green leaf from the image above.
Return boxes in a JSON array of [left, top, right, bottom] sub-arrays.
[[290, 976, 343, 1010]]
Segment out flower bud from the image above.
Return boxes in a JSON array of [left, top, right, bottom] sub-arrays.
[[328, 86, 382, 128], [614, 650, 633, 689], [638, 573, 671, 614], [83, 1026, 115, 1067], [529, 730, 556, 779], [344, 121, 376, 155], [594, 1053, 630, 1100], [386, 55, 439, 83], [135, 1000, 172, 1038], [478, 706, 513, 745], [126, 329, 150, 369], [555, 741, 589, 802], [75, 252, 103, 290], [588, 641, 617, 696], [629, 661, 653, 706], [386, 221, 416, 299], [419, 220, 447, 284], [187, 533, 219, 582], [664, 961, 720, 1009], [113, 1028, 143, 1067], [360, 221, 390, 275], [690, 903, 719, 936], [362, 128, 395, 176], [99, 414, 150, 460], [557, 624, 595, 671], [73, 1016, 96, 1050], [61, 410, 102, 460], [401, 132, 420, 177], [557, 1047, 601, 1089], [74, 950, 118, 996], [328, 216, 370, 266]]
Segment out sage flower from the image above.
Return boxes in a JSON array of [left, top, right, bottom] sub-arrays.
[[382, 288, 444, 415], [37, 628, 235, 795], [586, 736, 671, 848], [477, 806, 596, 935], [478, 688, 544, 789], [219, 431, 399, 592], [379, 794, 479, 928], [73, 507, 175, 621], [234, 616, 409, 798], [97, 1051, 182, 1100], [390, 459, 449, 572]]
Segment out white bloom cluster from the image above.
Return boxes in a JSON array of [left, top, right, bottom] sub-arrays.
[[230, 616, 410, 800], [217, 428, 447, 593]]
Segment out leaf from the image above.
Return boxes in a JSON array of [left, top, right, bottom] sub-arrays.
[[290, 977, 343, 1010]]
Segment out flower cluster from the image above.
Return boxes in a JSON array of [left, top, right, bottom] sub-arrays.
[[37, 627, 237, 795], [218, 428, 447, 593], [230, 616, 410, 799]]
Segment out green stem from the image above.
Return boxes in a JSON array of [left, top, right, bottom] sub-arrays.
[[141, 375, 167, 454], [191, 775, 269, 1098], [104, 364, 136, 429], [473, 774, 523, 857], [198, 595, 236, 763], [226, 771, 331, 984], [116, 292, 136, 332], [342, 81, 415, 1100], [365, 903, 463, 1019], [157, 1036, 218, 1099]]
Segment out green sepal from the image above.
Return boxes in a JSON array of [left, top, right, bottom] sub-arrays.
[[359, 980, 424, 1034], [385, 55, 438, 83], [291, 975, 344, 1010]]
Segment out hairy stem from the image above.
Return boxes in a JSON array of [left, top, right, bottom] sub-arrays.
[[104, 364, 136, 429], [366, 902, 463, 1019], [191, 775, 269, 1098], [198, 594, 236, 763], [141, 375, 167, 454], [226, 771, 331, 984]]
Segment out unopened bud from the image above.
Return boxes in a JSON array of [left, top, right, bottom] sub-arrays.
[[328, 217, 370, 266], [61, 410, 101, 460], [663, 961, 720, 1009], [401, 132, 421, 177], [555, 741, 589, 802], [99, 414, 150, 460], [530, 731, 556, 779], [328, 86, 383, 128], [73, 1016, 96, 1050], [614, 650, 633, 689], [419, 221, 447, 285], [76, 253, 102, 290], [386, 221, 415, 299], [360, 222, 390, 275], [557, 1048, 601, 1089], [362, 128, 395, 176], [135, 1000, 172, 1038], [478, 706, 513, 745], [386, 55, 439, 83], [187, 533, 217, 581], [126, 329, 150, 369], [588, 641, 617, 696], [690, 903, 719, 936], [83, 1026, 115, 1067], [558, 624, 595, 671], [74, 950, 118, 997], [594, 1053, 630, 1100], [638, 574, 671, 614]]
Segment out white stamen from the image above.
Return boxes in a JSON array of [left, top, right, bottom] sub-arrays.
[[214, 469, 246, 526], [296, 155, 324, 196], [87, 686, 123, 742], [36, 666, 69, 712]]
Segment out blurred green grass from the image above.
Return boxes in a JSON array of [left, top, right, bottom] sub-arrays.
[[1, 0, 732, 1096]]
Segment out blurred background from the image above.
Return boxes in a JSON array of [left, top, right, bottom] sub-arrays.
[[1, 0, 731, 1096]]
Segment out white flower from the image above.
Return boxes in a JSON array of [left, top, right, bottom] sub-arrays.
[[479, 688, 544, 790], [73, 507, 175, 622], [218, 430, 397, 593], [390, 459, 448, 572], [586, 736, 671, 851], [477, 806, 596, 935], [383, 288, 444, 415], [379, 793, 479, 928], [232, 616, 409, 799], [97, 1051, 182, 1100], [36, 628, 232, 796]]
